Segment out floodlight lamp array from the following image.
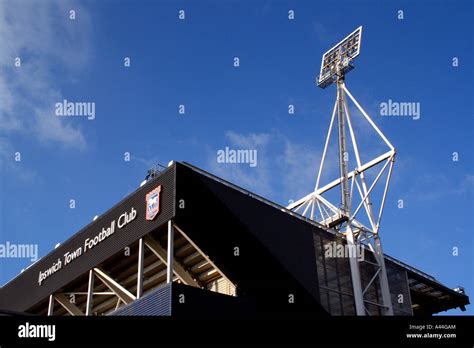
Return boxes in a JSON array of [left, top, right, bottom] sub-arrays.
[[317, 26, 362, 89]]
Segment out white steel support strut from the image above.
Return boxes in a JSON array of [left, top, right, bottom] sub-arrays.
[[86, 269, 94, 316], [336, 75, 350, 216], [137, 238, 145, 299], [166, 220, 174, 284], [47, 294, 54, 316], [346, 224, 365, 315], [337, 73, 365, 316]]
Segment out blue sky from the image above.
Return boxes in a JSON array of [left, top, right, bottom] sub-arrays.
[[1, 0, 473, 315]]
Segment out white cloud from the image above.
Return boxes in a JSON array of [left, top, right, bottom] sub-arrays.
[[0, 137, 36, 181], [0, 0, 92, 151], [207, 130, 338, 205], [0, 76, 18, 130], [225, 131, 271, 149], [209, 131, 273, 197], [281, 139, 322, 200], [405, 173, 474, 202]]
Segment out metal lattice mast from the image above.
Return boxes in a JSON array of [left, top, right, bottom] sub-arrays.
[[287, 26, 395, 316]]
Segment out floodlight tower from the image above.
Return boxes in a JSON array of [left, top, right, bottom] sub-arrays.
[[287, 26, 396, 315]]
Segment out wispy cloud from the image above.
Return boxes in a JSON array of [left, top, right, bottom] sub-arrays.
[[0, 0, 92, 152], [206, 130, 338, 205], [405, 173, 474, 202], [208, 131, 273, 197], [281, 138, 322, 200], [0, 138, 36, 181]]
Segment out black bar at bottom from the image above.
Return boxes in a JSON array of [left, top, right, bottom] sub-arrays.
[[0, 315, 473, 346]]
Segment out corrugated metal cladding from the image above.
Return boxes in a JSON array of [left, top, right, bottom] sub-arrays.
[[314, 230, 414, 316], [111, 283, 172, 316], [387, 262, 413, 315], [0, 165, 176, 312], [314, 232, 356, 316], [171, 283, 257, 318]]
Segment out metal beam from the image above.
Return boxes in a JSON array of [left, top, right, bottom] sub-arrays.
[[144, 235, 200, 287], [349, 158, 391, 221], [47, 294, 54, 316], [343, 94, 376, 228], [121, 258, 163, 289], [173, 223, 235, 289], [336, 79, 350, 215], [315, 99, 338, 191], [343, 85, 395, 151], [54, 294, 84, 316], [86, 269, 94, 316], [288, 150, 394, 210], [346, 225, 365, 315], [90, 261, 164, 315], [137, 238, 145, 298], [167, 220, 174, 284], [376, 156, 395, 230], [93, 268, 136, 304], [317, 150, 394, 196], [374, 236, 394, 315]]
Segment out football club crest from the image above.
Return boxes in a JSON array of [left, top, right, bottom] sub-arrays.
[[146, 186, 162, 221]]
